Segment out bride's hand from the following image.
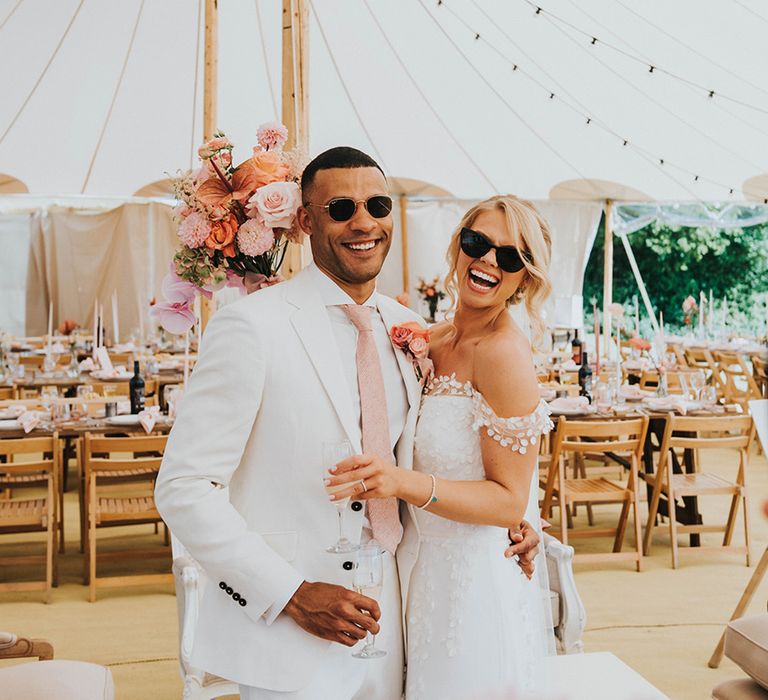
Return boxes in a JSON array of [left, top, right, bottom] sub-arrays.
[[325, 454, 403, 501]]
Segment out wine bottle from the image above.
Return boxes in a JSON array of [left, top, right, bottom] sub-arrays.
[[571, 329, 583, 365], [129, 360, 145, 414], [578, 351, 593, 403]]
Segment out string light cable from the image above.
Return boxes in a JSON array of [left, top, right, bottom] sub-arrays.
[[523, 0, 768, 116], [434, 0, 722, 199], [362, 0, 499, 193]]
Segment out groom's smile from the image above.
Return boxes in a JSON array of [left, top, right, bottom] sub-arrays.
[[298, 165, 393, 303]]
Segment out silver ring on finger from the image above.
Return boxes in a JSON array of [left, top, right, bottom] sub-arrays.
[[359, 479, 368, 493]]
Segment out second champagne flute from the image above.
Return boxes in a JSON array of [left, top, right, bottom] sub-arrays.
[[322, 440, 358, 554]]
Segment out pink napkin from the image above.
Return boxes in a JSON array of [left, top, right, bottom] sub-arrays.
[[18, 411, 40, 433], [5, 404, 27, 418], [138, 406, 160, 434], [548, 396, 591, 412]]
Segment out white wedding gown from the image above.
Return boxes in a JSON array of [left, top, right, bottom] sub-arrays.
[[405, 374, 556, 700]]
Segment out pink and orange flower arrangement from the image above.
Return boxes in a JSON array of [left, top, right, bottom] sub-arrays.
[[389, 322, 433, 383], [152, 122, 304, 333]]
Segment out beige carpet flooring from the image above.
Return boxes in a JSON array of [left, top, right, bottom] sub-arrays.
[[0, 445, 765, 700]]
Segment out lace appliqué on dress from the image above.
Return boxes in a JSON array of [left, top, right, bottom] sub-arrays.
[[472, 395, 553, 454]]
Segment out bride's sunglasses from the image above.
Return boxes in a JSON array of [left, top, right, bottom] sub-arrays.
[[305, 195, 393, 222], [459, 227, 531, 273]]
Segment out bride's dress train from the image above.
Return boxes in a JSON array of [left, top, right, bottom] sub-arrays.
[[405, 374, 555, 700]]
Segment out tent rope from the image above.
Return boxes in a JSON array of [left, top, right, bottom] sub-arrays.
[[0, 0, 23, 32], [81, 0, 146, 194], [189, 0, 203, 171], [417, 0, 594, 190], [561, 0, 768, 145], [516, 3, 743, 197], [0, 0, 84, 147], [308, 0, 392, 173], [524, 0, 768, 117], [465, 0, 765, 175], [255, 0, 279, 122], [363, 0, 499, 194], [614, 0, 768, 101]]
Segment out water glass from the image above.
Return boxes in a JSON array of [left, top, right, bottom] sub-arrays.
[[352, 543, 386, 659], [323, 440, 358, 554], [701, 385, 718, 406], [595, 382, 612, 411], [688, 371, 706, 402]]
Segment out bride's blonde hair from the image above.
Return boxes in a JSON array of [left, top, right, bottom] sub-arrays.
[[445, 195, 552, 346]]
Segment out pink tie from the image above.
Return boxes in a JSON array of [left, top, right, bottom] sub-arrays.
[[341, 304, 403, 554]]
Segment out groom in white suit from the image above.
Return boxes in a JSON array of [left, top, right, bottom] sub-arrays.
[[155, 147, 539, 699]]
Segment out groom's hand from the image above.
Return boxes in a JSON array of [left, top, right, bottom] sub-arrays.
[[505, 520, 540, 579], [283, 581, 381, 647]]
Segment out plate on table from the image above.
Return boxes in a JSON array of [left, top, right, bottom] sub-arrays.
[[105, 415, 141, 426], [0, 419, 21, 430], [92, 369, 132, 381]]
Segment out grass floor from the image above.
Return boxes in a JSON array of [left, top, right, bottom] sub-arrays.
[[0, 445, 765, 700]]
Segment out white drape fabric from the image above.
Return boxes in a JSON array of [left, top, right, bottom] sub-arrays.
[[613, 202, 768, 236], [0, 212, 34, 335], [16, 202, 176, 336]]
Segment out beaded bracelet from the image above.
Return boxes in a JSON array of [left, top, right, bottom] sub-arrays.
[[417, 473, 438, 510]]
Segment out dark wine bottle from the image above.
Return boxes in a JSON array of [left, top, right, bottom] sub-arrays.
[[571, 329, 583, 365], [129, 360, 145, 414], [578, 351, 593, 403]]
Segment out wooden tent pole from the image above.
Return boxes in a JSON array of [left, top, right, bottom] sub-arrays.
[[200, 0, 218, 332], [602, 199, 613, 359], [282, 0, 309, 278], [400, 195, 409, 295]]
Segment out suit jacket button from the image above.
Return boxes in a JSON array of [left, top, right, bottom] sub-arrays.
[[219, 581, 227, 590], [226, 586, 234, 596], [232, 592, 240, 602], [239, 598, 247, 607], [351, 501, 363, 512], [342, 561, 354, 571]]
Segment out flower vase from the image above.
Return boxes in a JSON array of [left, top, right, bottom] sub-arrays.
[[427, 298, 438, 323]]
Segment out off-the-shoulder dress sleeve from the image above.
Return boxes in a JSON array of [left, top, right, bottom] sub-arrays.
[[471, 394, 554, 454]]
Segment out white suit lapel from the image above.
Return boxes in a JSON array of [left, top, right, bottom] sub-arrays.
[[377, 298, 423, 412], [286, 274, 361, 451]]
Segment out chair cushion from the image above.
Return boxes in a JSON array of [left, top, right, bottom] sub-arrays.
[[712, 679, 768, 700], [726, 614, 768, 691], [0, 660, 114, 700]]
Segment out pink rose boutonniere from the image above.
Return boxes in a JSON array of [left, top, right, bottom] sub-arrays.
[[389, 322, 433, 383]]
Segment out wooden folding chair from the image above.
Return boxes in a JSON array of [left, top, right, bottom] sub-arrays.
[[642, 413, 754, 569], [83, 433, 172, 601], [0, 435, 59, 602], [749, 353, 767, 398], [714, 351, 762, 411], [540, 416, 649, 571], [0, 388, 15, 401]]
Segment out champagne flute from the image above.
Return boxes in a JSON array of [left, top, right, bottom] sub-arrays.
[[352, 543, 386, 659], [322, 440, 358, 554], [689, 370, 705, 402]]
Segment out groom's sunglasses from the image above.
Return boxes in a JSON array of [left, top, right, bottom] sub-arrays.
[[305, 195, 393, 222], [459, 227, 531, 274]]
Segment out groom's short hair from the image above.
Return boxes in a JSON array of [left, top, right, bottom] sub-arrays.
[[301, 147, 385, 199]]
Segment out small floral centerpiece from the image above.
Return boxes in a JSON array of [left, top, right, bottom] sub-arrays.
[[416, 277, 446, 322], [152, 121, 305, 334], [389, 322, 433, 382], [57, 319, 79, 336], [682, 295, 698, 326]]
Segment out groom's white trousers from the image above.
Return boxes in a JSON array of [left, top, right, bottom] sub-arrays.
[[239, 552, 404, 700]]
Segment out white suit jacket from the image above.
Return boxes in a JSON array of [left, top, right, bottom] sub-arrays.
[[154, 268, 424, 691]]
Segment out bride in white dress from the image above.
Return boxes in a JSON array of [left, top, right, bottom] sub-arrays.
[[329, 195, 556, 699]]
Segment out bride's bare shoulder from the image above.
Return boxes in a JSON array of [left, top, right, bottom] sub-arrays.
[[474, 325, 538, 415]]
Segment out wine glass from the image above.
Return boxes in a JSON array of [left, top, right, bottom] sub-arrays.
[[701, 385, 718, 406], [322, 440, 358, 554], [688, 370, 706, 402], [352, 543, 386, 659]]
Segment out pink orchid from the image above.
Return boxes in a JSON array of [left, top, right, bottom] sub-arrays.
[[150, 301, 196, 335]]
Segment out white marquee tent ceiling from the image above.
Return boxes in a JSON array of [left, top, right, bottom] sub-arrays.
[[0, 0, 767, 202]]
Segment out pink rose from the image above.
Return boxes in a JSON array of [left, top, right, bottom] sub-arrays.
[[409, 336, 428, 359], [390, 325, 414, 350], [257, 121, 289, 151], [682, 295, 697, 313], [247, 181, 301, 229]]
